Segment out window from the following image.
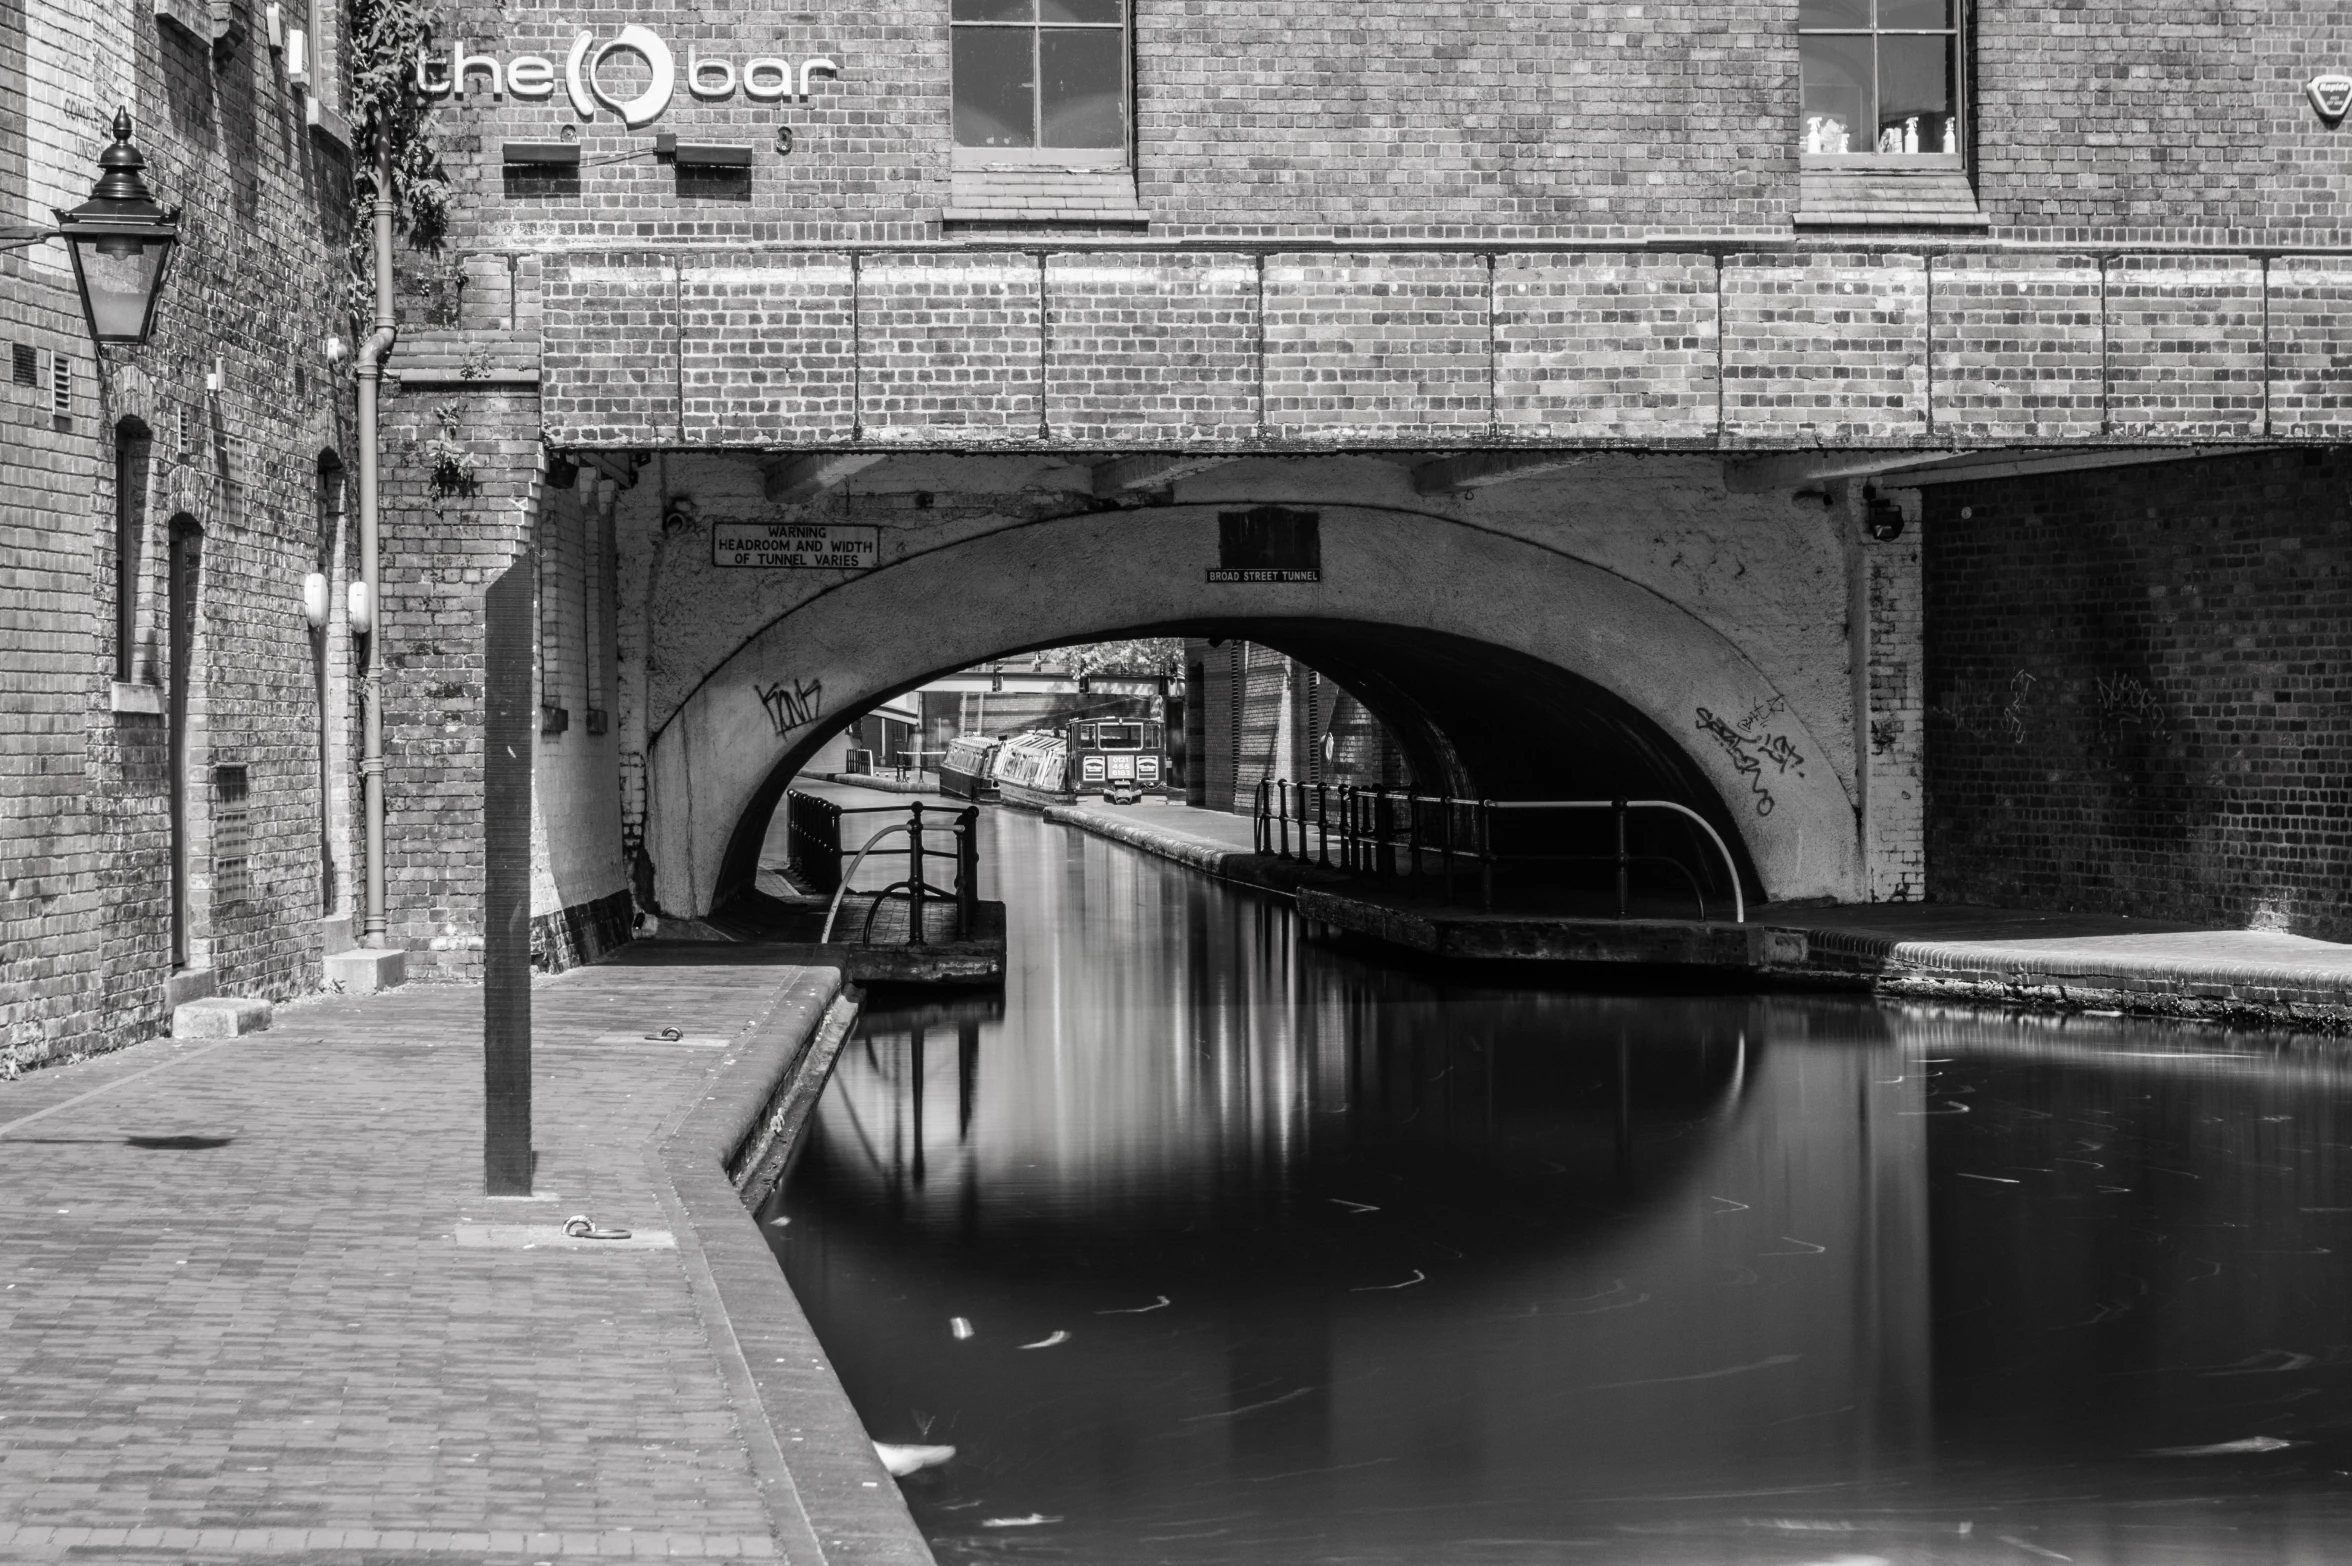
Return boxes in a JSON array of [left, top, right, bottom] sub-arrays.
[[951, 0, 1128, 166], [1799, 0, 1961, 158], [115, 420, 152, 683]]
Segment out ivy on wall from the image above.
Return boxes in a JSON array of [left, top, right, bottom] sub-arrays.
[[342, 0, 450, 330]]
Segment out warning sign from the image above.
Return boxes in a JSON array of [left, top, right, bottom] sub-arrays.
[[713, 521, 880, 570]]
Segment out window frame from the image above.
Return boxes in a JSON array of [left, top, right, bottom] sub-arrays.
[[950, 0, 1133, 171], [1797, 0, 1967, 167]]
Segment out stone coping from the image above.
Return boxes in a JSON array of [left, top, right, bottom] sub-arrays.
[[652, 963, 938, 1566]]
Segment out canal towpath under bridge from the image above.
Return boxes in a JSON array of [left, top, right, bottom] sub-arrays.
[[1023, 792, 2352, 1030]]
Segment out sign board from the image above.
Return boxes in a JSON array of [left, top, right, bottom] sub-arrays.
[[713, 521, 880, 570], [1207, 506, 1320, 584]]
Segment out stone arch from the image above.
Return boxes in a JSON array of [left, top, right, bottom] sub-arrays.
[[644, 504, 1858, 916]]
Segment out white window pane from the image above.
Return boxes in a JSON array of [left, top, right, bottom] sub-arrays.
[[1877, 0, 1953, 27], [1878, 33, 1956, 152], [1798, 0, 1871, 26], [1040, 28, 1125, 148], [954, 29, 1036, 147], [1800, 34, 1872, 153]]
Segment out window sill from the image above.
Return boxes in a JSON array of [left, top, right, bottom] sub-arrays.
[[1800, 152, 1966, 172], [944, 167, 1148, 228], [1796, 158, 1985, 231]]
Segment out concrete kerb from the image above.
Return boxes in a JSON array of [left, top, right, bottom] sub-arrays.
[[648, 963, 938, 1566], [1040, 804, 1291, 895]]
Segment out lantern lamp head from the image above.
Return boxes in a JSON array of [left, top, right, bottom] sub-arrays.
[[53, 109, 181, 348]]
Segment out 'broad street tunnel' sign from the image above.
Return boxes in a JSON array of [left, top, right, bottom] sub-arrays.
[[714, 521, 879, 570]]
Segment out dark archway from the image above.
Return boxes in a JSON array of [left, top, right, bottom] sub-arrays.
[[709, 616, 1763, 917]]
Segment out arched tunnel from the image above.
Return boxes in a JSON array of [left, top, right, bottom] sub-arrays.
[[641, 500, 1857, 920], [709, 618, 1767, 920]]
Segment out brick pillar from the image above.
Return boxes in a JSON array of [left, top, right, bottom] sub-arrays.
[[1856, 492, 1925, 901]]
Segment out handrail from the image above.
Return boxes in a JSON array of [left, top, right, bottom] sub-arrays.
[[1260, 784, 1746, 923], [796, 791, 982, 942], [820, 824, 910, 942], [1487, 798, 1744, 924]]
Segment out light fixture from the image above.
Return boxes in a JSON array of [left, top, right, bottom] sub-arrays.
[[53, 109, 181, 348], [347, 580, 373, 636], [302, 572, 331, 628]]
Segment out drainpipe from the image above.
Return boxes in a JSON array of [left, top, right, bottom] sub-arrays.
[[353, 145, 397, 947]]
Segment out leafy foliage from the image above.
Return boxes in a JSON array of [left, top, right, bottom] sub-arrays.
[[1061, 637, 1186, 678], [426, 399, 479, 496], [342, 0, 450, 331]]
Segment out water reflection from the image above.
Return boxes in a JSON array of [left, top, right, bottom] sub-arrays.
[[769, 812, 2352, 1564]]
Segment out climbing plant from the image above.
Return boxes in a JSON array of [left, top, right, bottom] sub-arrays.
[[425, 399, 481, 495], [341, 0, 451, 331]]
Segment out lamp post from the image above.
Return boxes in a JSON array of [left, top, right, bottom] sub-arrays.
[[53, 109, 181, 348]]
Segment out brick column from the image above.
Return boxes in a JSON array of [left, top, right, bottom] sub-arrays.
[[1855, 492, 1925, 902]]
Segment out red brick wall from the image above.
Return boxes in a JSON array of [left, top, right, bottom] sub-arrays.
[[2, 19, 349, 1067], [432, 1, 2352, 244], [1922, 451, 2352, 940]]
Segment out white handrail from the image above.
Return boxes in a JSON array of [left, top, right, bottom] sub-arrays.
[[1480, 797, 1744, 923], [819, 823, 911, 942]]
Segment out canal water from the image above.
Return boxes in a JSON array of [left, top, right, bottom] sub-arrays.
[[761, 808, 2352, 1565]]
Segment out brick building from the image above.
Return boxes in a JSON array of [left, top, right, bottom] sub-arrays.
[[9, 2, 2352, 1064], [2, 0, 354, 1066]]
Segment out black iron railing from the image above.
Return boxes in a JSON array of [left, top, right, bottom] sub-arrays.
[[786, 792, 981, 945], [1254, 780, 1745, 922]]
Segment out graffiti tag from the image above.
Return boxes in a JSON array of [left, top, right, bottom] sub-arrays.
[[757, 676, 823, 737], [1696, 705, 1807, 817], [2093, 672, 2165, 738], [2000, 670, 2036, 746]]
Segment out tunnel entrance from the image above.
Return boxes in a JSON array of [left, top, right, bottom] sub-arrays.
[[720, 626, 1766, 925], [637, 497, 1857, 919]]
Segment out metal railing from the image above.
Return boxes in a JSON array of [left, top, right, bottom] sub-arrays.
[[787, 792, 981, 945], [1255, 780, 1744, 923]]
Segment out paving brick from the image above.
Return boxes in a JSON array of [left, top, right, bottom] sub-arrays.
[[0, 958, 851, 1554]]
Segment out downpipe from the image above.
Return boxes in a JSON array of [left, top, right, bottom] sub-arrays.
[[353, 146, 397, 947]]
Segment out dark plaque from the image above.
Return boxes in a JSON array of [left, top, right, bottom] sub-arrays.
[[1209, 506, 1321, 583]]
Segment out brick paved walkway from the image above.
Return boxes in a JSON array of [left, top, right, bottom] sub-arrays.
[[0, 951, 913, 1564]]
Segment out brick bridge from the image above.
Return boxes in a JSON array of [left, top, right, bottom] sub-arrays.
[[404, 240, 2346, 935]]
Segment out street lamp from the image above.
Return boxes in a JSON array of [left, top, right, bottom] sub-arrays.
[[53, 108, 181, 348]]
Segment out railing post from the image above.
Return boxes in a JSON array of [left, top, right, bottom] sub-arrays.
[[1278, 780, 1291, 861], [1254, 779, 1267, 854], [1441, 794, 1456, 904], [1317, 783, 1330, 868], [907, 800, 926, 946], [957, 806, 978, 940], [1479, 799, 1494, 913], [1406, 792, 1423, 885], [1373, 790, 1391, 882], [1615, 797, 1629, 920]]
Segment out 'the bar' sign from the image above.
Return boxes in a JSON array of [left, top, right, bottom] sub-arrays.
[[714, 521, 879, 570]]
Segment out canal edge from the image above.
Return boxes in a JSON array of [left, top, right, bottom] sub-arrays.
[[1040, 805, 2352, 1034], [649, 963, 940, 1566]]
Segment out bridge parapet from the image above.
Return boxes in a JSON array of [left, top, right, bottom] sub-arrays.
[[536, 246, 2352, 452]]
